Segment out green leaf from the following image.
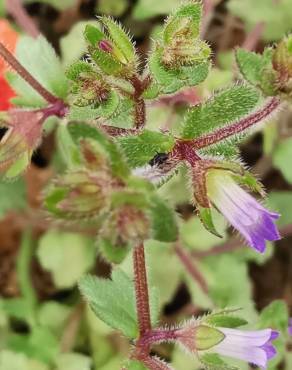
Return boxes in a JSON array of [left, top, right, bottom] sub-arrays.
[[8, 36, 68, 107], [38, 302, 71, 336], [273, 138, 292, 183], [149, 47, 209, 94], [163, 2, 202, 44], [127, 360, 148, 370], [24, 0, 75, 11], [200, 353, 237, 370], [267, 191, 292, 226], [133, 0, 180, 20], [8, 327, 59, 364], [236, 48, 271, 87], [181, 84, 260, 139], [228, 0, 292, 41], [96, 0, 128, 17], [181, 214, 227, 251], [117, 130, 175, 168], [258, 300, 289, 333], [0, 179, 26, 219], [79, 270, 138, 338], [16, 232, 37, 325], [97, 238, 131, 264], [149, 195, 178, 242], [68, 122, 130, 179], [101, 17, 136, 64], [37, 231, 95, 289], [0, 350, 28, 370], [60, 21, 97, 68], [56, 353, 92, 370], [205, 314, 248, 328], [84, 24, 105, 46], [90, 49, 123, 76], [56, 122, 82, 169]]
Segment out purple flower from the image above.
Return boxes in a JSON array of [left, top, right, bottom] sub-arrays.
[[288, 318, 292, 336], [213, 327, 279, 369], [207, 169, 280, 253]]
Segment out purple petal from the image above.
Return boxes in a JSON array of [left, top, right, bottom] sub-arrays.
[[210, 179, 280, 253], [269, 330, 279, 341], [261, 343, 277, 360], [288, 319, 292, 336], [214, 343, 268, 369], [218, 328, 273, 347]]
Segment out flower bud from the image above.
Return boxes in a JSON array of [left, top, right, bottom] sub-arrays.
[[50, 170, 112, 220], [176, 323, 225, 352], [0, 109, 44, 178], [100, 204, 150, 248], [272, 35, 292, 94]]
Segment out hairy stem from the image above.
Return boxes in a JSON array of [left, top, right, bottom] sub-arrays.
[[174, 243, 208, 294], [141, 356, 173, 370], [133, 243, 151, 336], [5, 0, 39, 38], [192, 97, 281, 150], [100, 125, 139, 137], [0, 42, 59, 104], [130, 75, 147, 129]]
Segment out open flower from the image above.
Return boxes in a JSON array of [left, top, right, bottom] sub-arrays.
[[212, 327, 278, 369], [288, 318, 292, 336], [174, 323, 278, 369], [206, 169, 280, 253]]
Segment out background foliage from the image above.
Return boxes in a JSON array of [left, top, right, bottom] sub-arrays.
[[0, 0, 292, 369]]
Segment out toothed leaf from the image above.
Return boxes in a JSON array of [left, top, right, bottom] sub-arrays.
[[84, 24, 105, 46], [101, 17, 136, 64], [236, 48, 271, 87], [117, 130, 175, 168], [181, 85, 260, 139], [79, 270, 138, 337], [7, 35, 68, 108], [90, 48, 124, 75], [66, 60, 95, 81], [79, 269, 159, 337]]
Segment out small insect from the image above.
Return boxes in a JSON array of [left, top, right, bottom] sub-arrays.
[[149, 152, 169, 167]]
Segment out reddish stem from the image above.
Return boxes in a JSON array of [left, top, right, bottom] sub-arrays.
[[5, 0, 39, 38], [0, 42, 59, 104], [130, 75, 148, 129], [138, 328, 178, 348], [171, 140, 201, 165], [100, 125, 139, 137], [174, 243, 208, 294], [192, 97, 281, 150], [133, 243, 151, 337], [140, 356, 173, 370]]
